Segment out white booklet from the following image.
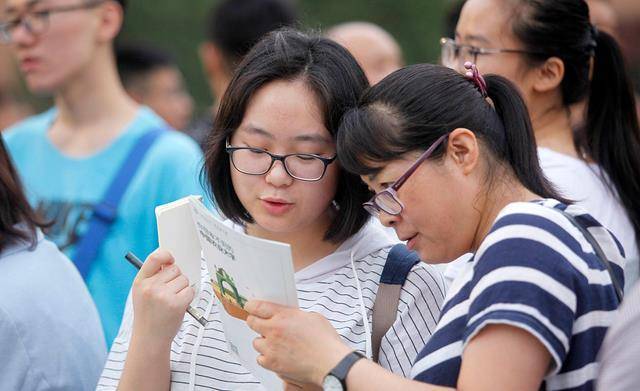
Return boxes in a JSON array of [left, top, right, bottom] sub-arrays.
[[156, 196, 298, 390]]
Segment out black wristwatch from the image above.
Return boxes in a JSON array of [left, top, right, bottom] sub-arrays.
[[322, 351, 366, 391]]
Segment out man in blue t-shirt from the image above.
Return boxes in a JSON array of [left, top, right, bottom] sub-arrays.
[[0, 0, 206, 346]]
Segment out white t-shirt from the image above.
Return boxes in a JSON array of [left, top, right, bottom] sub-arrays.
[[538, 147, 638, 289], [98, 221, 446, 390]]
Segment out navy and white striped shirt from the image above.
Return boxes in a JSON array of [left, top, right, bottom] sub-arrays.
[[411, 200, 624, 390]]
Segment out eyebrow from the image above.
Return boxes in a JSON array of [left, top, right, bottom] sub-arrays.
[[239, 126, 333, 145], [4, 0, 41, 14], [456, 32, 492, 46]]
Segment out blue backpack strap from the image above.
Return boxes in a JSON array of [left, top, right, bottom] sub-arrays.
[[371, 243, 421, 362], [72, 129, 165, 279]]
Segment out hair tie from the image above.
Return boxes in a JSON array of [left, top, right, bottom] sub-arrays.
[[464, 62, 488, 98]]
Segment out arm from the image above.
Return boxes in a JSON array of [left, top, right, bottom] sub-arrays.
[[117, 250, 194, 391], [457, 324, 550, 390], [246, 300, 447, 390], [246, 301, 551, 390]]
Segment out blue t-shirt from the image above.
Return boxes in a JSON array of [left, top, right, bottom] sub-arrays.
[[410, 200, 624, 390], [0, 229, 106, 390], [3, 107, 206, 346]]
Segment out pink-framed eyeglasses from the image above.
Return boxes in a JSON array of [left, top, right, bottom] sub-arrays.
[[364, 133, 449, 217]]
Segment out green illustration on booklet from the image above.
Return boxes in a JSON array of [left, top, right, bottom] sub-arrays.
[[212, 266, 249, 320]]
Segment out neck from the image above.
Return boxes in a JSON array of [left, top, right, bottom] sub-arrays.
[[48, 49, 140, 156], [470, 176, 540, 252], [54, 51, 137, 128], [246, 209, 341, 272], [210, 73, 230, 113], [529, 98, 577, 158]]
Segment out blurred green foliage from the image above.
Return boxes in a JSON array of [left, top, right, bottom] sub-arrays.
[[118, 0, 449, 112]]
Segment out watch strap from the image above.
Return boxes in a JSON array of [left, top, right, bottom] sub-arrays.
[[328, 351, 366, 388]]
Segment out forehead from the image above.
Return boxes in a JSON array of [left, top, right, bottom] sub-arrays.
[[239, 79, 331, 142], [457, 0, 517, 45]]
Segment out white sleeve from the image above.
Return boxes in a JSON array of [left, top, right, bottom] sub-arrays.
[[96, 291, 135, 390], [378, 262, 446, 376], [597, 282, 640, 390]]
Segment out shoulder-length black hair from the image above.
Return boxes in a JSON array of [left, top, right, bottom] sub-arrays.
[[507, 0, 640, 261], [0, 137, 48, 252], [203, 28, 371, 243], [338, 63, 567, 204]]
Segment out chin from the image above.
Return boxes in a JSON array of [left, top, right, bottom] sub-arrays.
[[25, 77, 59, 95]]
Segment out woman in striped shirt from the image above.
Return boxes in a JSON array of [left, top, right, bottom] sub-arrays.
[[98, 30, 446, 390], [244, 63, 624, 390]]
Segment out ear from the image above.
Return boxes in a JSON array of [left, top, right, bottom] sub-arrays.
[[446, 128, 479, 176], [96, 1, 124, 42], [530, 56, 564, 94]]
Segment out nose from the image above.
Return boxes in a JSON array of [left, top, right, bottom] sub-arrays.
[[378, 211, 400, 228], [264, 160, 293, 188], [10, 20, 37, 47]]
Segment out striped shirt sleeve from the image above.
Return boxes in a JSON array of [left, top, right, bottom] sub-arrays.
[[96, 294, 134, 389], [463, 224, 579, 374], [379, 262, 446, 376]]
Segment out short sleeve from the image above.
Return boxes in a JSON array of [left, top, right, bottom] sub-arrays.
[[462, 231, 578, 375], [597, 283, 640, 390]]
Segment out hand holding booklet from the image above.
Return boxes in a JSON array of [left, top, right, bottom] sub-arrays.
[[155, 196, 298, 390]]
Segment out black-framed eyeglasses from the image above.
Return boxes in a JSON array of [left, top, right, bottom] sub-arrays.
[[225, 141, 337, 182], [0, 0, 107, 44], [439, 37, 544, 69], [364, 133, 448, 217]]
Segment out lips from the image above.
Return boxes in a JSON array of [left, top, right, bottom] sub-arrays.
[[404, 233, 419, 250], [19, 56, 39, 73], [260, 197, 294, 216]]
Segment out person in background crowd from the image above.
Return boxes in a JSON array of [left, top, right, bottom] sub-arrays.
[[326, 21, 403, 85], [186, 0, 298, 148], [0, 45, 33, 130], [116, 42, 194, 131], [244, 63, 624, 391], [0, 136, 106, 390], [1, 0, 205, 347], [98, 29, 445, 390], [448, 0, 640, 290]]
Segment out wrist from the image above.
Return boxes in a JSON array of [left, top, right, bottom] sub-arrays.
[[314, 344, 356, 386], [130, 325, 173, 356]]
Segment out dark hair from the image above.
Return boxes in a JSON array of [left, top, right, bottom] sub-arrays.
[[203, 29, 371, 243], [444, 0, 466, 39], [205, 0, 298, 69], [114, 0, 126, 10], [337, 64, 567, 205], [116, 42, 175, 90], [508, 0, 640, 263], [0, 137, 49, 252]]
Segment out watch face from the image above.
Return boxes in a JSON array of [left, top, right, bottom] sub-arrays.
[[322, 374, 344, 391]]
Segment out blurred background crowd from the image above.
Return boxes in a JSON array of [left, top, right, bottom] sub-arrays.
[[2, 0, 638, 136]]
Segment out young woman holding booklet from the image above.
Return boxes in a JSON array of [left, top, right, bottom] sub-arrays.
[[98, 29, 446, 390]]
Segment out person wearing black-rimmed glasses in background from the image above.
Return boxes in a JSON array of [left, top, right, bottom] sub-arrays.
[[0, 0, 206, 348], [442, 0, 640, 291]]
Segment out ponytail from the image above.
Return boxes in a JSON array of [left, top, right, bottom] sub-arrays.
[[584, 30, 640, 251], [485, 75, 568, 203]]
